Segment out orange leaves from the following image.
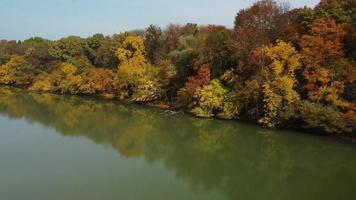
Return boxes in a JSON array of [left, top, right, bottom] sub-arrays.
[[300, 18, 350, 105], [177, 66, 211, 107], [93, 68, 114, 93], [300, 18, 345, 67], [182, 66, 211, 97], [303, 67, 331, 91]]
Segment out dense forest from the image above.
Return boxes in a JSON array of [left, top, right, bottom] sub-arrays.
[[0, 0, 355, 135]]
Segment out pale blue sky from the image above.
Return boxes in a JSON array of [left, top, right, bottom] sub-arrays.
[[0, 0, 320, 40]]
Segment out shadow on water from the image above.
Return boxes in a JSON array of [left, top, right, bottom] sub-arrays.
[[0, 87, 355, 200]]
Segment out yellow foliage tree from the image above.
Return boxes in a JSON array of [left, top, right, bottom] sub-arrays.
[[0, 55, 35, 85], [115, 35, 162, 102], [0, 62, 12, 84], [30, 72, 55, 92], [259, 41, 301, 127], [191, 79, 240, 119], [31, 63, 82, 94]]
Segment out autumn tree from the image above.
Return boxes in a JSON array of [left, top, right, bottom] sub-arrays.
[[192, 25, 235, 78], [0, 55, 37, 86], [91, 34, 124, 69], [92, 68, 115, 94], [31, 62, 83, 94], [299, 18, 350, 105], [259, 41, 301, 127], [177, 65, 211, 107], [233, 0, 288, 55], [115, 35, 163, 102], [191, 79, 240, 119]]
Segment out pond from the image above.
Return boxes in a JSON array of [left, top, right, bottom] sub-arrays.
[[0, 87, 355, 200]]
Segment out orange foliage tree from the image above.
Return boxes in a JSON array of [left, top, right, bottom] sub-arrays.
[[177, 65, 211, 107], [299, 18, 350, 105]]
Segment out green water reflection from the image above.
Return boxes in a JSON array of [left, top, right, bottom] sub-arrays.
[[0, 87, 355, 200]]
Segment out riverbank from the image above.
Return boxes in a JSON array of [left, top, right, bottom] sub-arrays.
[[1, 86, 355, 143]]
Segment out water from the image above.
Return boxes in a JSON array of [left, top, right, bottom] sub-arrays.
[[0, 87, 355, 200]]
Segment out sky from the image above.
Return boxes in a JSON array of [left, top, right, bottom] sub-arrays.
[[0, 0, 320, 40]]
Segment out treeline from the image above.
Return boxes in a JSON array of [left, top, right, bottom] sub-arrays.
[[0, 0, 355, 134]]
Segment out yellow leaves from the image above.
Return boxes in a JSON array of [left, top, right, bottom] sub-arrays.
[[132, 79, 162, 102], [30, 62, 83, 94], [308, 80, 345, 106], [0, 63, 12, 84], [194, 79, 226, 108], [0, 55, 34, 85], [260, 83, 283, 128], [191, 79, 240, 119], [30, 73, 54, 92], [61, 63, 77, 75], [115, 35, 163, 102], [277, 76, 300, 103], [116, 35, 147, 64], [217, 94, 241, 120], [220, 69, 238, 85], [116, 36, 151, 86], [259, 41, 301, 127], [68, 74, 83, 86], [263, 40, 301, 76]]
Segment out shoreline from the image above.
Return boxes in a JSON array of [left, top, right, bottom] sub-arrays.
[[2, 85, 355, 143]]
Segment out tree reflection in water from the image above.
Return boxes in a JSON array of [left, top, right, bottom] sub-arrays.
[[0, 87, 355, 200]]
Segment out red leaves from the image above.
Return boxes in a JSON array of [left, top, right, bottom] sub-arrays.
[[176, 65, 211, 107], [184, 66, 211, 97]]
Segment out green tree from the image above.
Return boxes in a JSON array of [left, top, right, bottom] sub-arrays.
[[49, 36, 87, 62]]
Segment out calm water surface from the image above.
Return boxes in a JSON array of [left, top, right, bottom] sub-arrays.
[[0, 87, 355, 200]]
